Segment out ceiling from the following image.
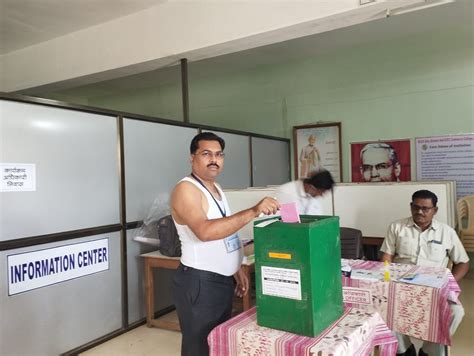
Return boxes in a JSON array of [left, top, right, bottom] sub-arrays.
[[0, 0, 165, 54], [1, 0, 472, 99]]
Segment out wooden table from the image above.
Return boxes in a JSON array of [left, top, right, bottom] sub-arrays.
[[142, 251, 181, 331], [141, 251, 255, 331]]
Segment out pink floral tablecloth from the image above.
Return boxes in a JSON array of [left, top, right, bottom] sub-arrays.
[[208, 307, 397, 356], [342, 259, 461, 345]]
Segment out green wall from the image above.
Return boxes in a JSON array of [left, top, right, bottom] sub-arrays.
[[188, 29, 473, 183], [45, 25, 473, 182]]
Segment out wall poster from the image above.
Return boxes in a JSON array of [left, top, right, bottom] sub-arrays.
[[350, 139, 411, 183], [416, 134, 474, 197], [293, 123, 342, 182]]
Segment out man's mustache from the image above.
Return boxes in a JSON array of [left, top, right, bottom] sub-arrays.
[[207, 163, 220, 168]]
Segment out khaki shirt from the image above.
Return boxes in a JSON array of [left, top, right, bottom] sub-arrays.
[[380, 217, 470, 267]]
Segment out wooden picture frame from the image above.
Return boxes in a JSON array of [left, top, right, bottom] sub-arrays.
[[293, 123, 342, 182]]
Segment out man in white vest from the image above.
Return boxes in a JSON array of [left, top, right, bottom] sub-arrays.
[[171, 132, 280, 356]]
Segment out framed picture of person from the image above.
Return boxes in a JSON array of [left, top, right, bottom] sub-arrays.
[[293, 123, 342, 182], [350, 139, 411, 182]]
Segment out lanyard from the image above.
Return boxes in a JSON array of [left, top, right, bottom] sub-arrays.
[[190, 173, 227, 217]]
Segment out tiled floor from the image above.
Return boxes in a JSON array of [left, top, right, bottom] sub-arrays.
[[81, 311, 181, 356], [82, 271, 474, 356]]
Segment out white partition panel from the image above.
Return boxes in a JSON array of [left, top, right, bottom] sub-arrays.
[[0, 100, 120, 240], [333, 181, 455, 238], [124, 119, 198, 222], [251, 137, 290, 187], [203, 131, 251, 189], [0, 233, 122, 356], [226, 182, 454, 240]]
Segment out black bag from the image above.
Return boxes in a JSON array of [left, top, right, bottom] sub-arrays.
[[158, 215, 181, 257]]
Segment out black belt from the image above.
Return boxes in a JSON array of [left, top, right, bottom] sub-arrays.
[[179, 263, 234, 281]]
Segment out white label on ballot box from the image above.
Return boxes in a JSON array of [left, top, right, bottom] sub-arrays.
[[261, 266, 301, 300]]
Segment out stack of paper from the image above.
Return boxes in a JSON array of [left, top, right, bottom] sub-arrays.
[[398, 272, 448, 288], [350, 269, 383, 281]]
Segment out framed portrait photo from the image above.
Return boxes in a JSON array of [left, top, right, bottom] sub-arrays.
[[350, 139, 411, 183], [293, 123, 342, 182]]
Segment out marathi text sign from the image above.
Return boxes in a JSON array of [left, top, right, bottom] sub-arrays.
[[342, 287, 372, 305], [8, 238, 109, 296], [416, 134, 474, 197], [1, 163, 36, 192]]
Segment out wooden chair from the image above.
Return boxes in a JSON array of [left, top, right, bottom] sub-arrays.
[[456, 195, 474, 252], [340, 227, 364, 259]]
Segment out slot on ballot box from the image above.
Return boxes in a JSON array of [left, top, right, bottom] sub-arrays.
[[254, 215, 344, 337]]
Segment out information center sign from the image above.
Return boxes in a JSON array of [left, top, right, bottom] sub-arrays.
[[7, 238, 109, 295]]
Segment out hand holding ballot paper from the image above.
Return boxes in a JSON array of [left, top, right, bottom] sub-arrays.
[[254, 202, 301, 227], [280, 202, 301, 223]]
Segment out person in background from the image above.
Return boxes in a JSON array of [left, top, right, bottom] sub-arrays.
[[360, 142, 401, 182], [170, 132, 279, 356], [275, 170, 335, 215], [299, 134, 321, 178], [380, 190, 470, 356]]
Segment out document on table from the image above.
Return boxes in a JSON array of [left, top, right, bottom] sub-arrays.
[[351, 269, 383, 281], [398, 272, 448, 288]]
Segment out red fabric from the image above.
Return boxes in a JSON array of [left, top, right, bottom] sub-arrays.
[[342, 260, 460, 345], [208, 306, 397, 356]]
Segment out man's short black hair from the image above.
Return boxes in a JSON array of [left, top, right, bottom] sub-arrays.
[[412, 190, 438, 207], [190, 132, 225, 154], [303, 170, 335, 191]]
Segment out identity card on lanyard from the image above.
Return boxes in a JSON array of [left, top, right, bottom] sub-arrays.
[[224, 234, 241, 253]]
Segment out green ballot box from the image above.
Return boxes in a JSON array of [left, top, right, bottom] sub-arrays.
[[254, 215, 343, 337]]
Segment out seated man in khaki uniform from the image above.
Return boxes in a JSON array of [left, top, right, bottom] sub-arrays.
[[380, 190, 470, 356]]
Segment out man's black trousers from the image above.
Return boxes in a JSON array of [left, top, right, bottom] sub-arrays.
[[173, 264, 235, 356]]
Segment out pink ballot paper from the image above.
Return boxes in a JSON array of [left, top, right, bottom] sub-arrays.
[[280, 202, 301, 223]]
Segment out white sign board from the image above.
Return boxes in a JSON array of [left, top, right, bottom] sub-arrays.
[[342, 287, 372, 305], [261, 266, 302, 300], [416, 134, 474, 197], [8, 238, 109, 295], [1, 163, 36, 192]]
